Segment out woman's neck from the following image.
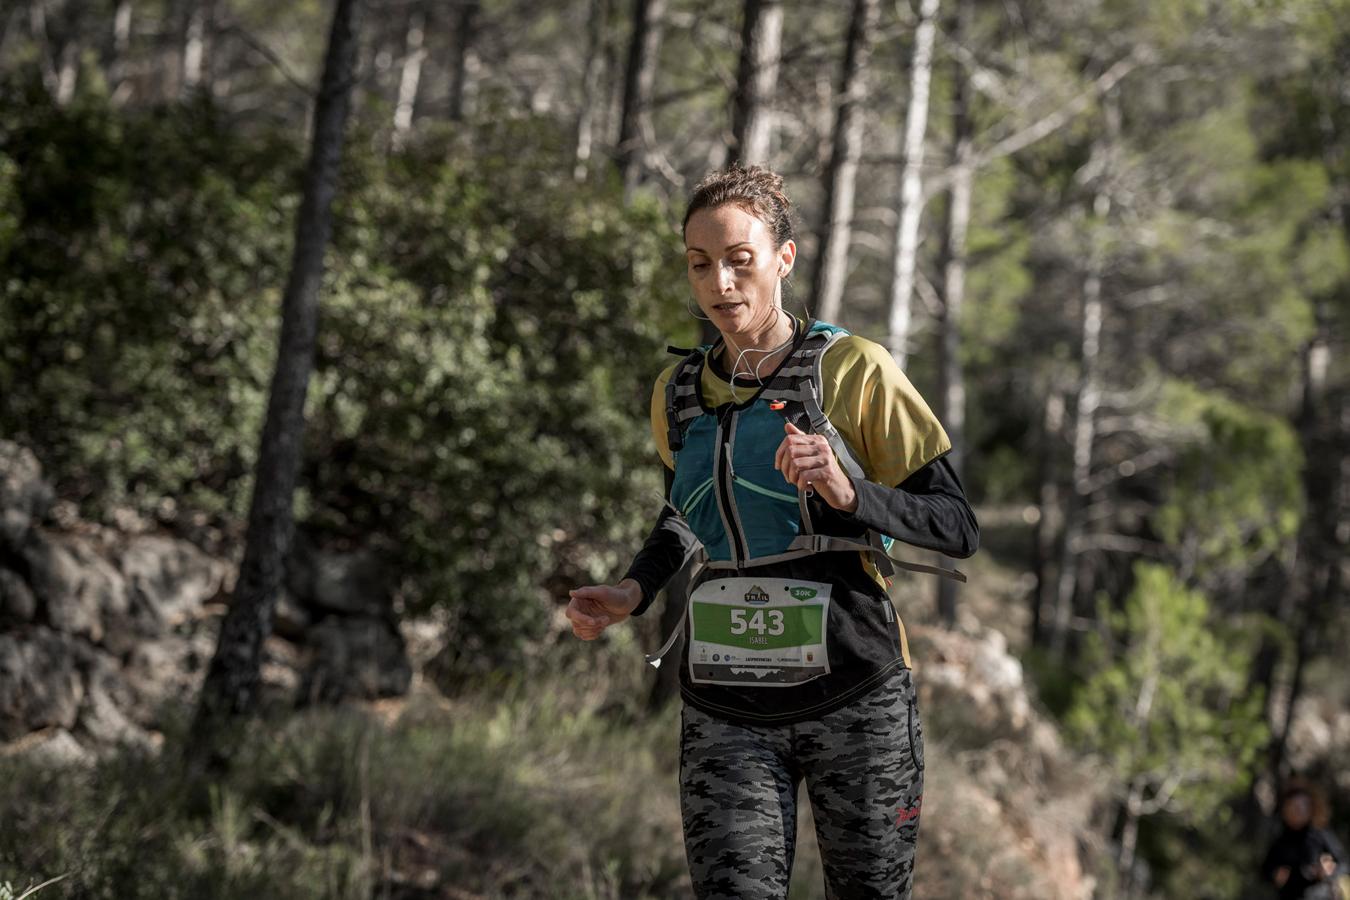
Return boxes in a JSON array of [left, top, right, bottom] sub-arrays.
[[718, 308, 797, 379], [724, 309, 794, 352]]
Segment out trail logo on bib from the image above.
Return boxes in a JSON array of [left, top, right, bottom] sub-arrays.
[[790, 586, 818, 601], [744, 585, 770, 604]]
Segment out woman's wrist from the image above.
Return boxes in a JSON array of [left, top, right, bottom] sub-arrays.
[[833, 477, 859, 513], [617, 578, 643, 612]]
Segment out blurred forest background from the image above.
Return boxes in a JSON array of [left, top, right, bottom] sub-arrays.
[[0, 0, 1347, 898]]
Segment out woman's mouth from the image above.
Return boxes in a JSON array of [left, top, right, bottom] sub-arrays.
[[713, 301, 743, 313]]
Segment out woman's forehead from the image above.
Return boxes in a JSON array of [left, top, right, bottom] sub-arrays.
[[684, 205, 768, 252]]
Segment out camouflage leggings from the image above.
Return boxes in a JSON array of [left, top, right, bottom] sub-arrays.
[[679, 667, 925, 900]]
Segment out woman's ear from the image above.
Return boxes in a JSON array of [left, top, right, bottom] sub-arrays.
[[777, 239, 797, 277]]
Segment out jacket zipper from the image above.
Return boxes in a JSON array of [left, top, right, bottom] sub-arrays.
[[714, 409, 748, 567]]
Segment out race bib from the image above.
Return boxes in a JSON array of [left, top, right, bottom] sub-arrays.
[[688, 577, 832, 686]]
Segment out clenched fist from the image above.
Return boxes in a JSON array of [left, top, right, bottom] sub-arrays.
[[566, 578, 642, 640], [774, 421, 858, 513]]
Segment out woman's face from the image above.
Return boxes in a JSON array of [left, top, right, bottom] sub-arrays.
[[1281, 794, 1312, 829], [684, 204, 796, 338]]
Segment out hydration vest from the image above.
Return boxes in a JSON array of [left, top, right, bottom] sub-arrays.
[[666, 318, 967, 577], [645, 319, 965, 669]]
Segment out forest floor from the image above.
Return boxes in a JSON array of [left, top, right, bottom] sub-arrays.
[[1, 508, 1106, 899]]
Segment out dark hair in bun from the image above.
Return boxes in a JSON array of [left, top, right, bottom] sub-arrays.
[[682, 164, 795, 249]]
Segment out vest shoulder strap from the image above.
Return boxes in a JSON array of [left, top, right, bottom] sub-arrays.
[[664, 346, 707, 453], [758, 324, 866, 479]]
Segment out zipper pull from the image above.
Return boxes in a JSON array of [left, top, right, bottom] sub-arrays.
[[724, 443, 735, 479]]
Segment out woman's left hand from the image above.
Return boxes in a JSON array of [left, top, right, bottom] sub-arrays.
[[775, 421, 858, 513]]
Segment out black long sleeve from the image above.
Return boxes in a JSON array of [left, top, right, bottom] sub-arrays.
[[841, 453, 980, 559], [621, 466, 698, 616], [620, 454, 979, 616]]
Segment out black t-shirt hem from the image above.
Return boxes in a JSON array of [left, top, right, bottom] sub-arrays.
[[679, 656, 908, 726]]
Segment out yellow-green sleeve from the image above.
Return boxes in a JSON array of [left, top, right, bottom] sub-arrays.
[[649, 362, 680, 471], [820, 335, 952, 486]]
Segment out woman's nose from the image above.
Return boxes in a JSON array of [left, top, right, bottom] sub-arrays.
[[716, 262, 735, 292]]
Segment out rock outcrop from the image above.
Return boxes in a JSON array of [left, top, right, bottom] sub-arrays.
[[0, 441, 411, 760], [907, 621, 1106, 900]]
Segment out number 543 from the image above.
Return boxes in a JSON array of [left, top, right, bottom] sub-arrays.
[[730, 608, 785, 636]]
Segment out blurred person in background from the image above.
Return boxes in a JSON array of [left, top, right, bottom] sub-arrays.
[[1261, 781, 1350, 900]]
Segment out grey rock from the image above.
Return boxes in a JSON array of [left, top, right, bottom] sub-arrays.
[[0, 567, 37, 622], [75, 656, 155, 751], [300, 614, 412, 704], [118, 534, 226, 634], [0, 629, 85, 741], [23, 533, 128, 646], [0, 727, 93, 766], [0, 441, 54, 551]]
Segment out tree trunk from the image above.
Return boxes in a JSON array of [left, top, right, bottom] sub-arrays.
[[1050, 92, 1118, 658], [884, 0, 940, 367], [392, 0, 426, 141], [1117, 779, 1144, 896], [30, 0, 79, 104], [574, 0, 611, 180], [616, 0, 667, 197], [447, 0, 480, 121], [1240, 145, 1345, 823], [727, 0, 783, 167], [599, 5, 623, 160], [932, 0, 966, 627], [1271, 302, 1345, 780], [0, 5, 16, 50], [1031, 388, 1065, 648], [1241, 555, 1301, 830], [181, 1, 203, 91], [811, 0, 879, 323], [1050, 187, 1108, 659], [180, 0, 215, 96], [188, 0, 363, 771], [104, 0, 133, 102]]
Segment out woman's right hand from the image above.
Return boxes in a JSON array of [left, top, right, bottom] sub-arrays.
[[566, 579, 642, 640]]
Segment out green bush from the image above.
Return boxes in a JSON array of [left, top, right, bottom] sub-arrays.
[[0, 80, 690, 667], [1065, 561, 1269, 893]]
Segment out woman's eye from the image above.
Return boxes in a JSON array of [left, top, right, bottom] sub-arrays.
[[732, 257, 752, 267], [691, 262, 709, 271]]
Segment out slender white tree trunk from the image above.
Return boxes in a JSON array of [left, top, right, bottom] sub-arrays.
[[885, 0, 940, 367], [108, 0, 133, 102], [812, 0, 879, 323], [1050, 186, 1110, 658], [728, 0, 784, 167], [392, 3, 426, 140], [181, 0, 206, 93], [56, 35, 78, 104], [29, 0, 60, 100], [574, 0, 610, 179], [1031, 387, 1065, 647], [617, 0, 668, 197], [448, 0, 481, 121], [933, 0, 969, 626]]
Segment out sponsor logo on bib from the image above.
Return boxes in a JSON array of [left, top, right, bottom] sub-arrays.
[[744, 585, 770, 604]]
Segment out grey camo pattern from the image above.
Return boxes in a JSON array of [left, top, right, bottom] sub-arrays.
[[679, 668, 925, 900]]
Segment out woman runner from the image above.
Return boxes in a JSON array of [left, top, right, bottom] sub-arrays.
[[566, 164, 979, 900]]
